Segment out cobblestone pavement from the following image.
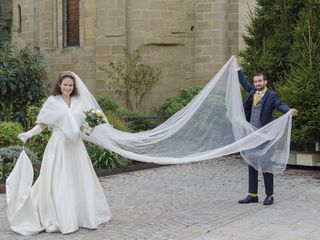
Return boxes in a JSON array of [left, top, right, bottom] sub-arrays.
[[1, 155, 320, 240]]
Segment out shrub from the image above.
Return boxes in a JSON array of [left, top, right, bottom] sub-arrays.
[[86, 143, 131, 169], [24, 104, 51, 158], [0, 145, 39, 165], [0, 162, 12, 183], [97, 96, 119, 113], [126, 116, 165, 132], [0, 146, 40, 183], [0, 27, 49, 125], [0, 122, 23, 147], [101, 49, 161, 112], [0, 24, 10, 45], [157, 86, 202, 117], [106, 112, 129, 132]]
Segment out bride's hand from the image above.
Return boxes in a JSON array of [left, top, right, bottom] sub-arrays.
[[18, 132, 30, 143]]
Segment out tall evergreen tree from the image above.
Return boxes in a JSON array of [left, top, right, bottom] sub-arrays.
[[240, 0, 304, 87], [276, 0, 320, 147]]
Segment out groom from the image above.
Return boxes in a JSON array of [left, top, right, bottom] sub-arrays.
[[235, 57, 297, 205]]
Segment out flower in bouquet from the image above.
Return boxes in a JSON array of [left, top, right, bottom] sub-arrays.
[[84, 109, 107, 127], [81, 109, 107, 135]]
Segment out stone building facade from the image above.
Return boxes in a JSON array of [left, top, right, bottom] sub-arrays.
[[4, 0, 255, 111], [0, 0, 12, 28]]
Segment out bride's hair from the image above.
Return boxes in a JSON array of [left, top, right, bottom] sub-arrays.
[[52, 71, 79, 96]]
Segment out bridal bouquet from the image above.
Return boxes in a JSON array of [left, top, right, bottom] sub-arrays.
[[81, 109, 107, 135]]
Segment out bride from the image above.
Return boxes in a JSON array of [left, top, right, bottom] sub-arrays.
[[11, 71, 111, 235]]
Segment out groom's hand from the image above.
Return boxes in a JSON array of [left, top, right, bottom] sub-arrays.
[[291, 108, 298, 117], [234, 56, 240, 70]]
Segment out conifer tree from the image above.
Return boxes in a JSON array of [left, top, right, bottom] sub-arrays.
[[240, 0, 304, 87], [276, 0, 320, 147]]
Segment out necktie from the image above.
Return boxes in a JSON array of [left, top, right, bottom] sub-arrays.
[[253, 88, 267, 106], [253, 92, 261, 106], [253, 91, 264, 106]]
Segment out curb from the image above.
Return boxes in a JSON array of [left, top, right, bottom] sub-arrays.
[[0, 162, 168, 194]]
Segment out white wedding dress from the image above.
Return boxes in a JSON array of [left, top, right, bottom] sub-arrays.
[[6, 95, 111, 235]]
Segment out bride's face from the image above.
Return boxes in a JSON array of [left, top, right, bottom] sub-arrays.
[[59, 77, 74, 97]]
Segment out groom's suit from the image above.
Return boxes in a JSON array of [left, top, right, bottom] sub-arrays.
[[238, 70, 290, 196]]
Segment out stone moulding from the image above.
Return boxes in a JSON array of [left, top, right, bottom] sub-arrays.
[[144, 42, 184, 47], [288, 152, 320, 167], [105, 34, 125, 38], [171, 32, 186, 34]]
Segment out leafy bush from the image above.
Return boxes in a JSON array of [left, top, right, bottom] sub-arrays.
[[0, 24, 10, 48], [0, 162, 12, 183], [0, 146, 40, 183], [0, 145, 39, 165], [0, 122, 23, 147], [101, 49, 161, 112], [97, 96, 119, 113], [0, 27, 48, 125], [157, 86, 202, 117], [125, 116, 165, 132], [105, 112, 129, 132], [25, 104, 51, 157], [87, 143, 131, 169]]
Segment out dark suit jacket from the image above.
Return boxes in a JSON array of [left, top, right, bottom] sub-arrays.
[[238, 70, 290, 127]]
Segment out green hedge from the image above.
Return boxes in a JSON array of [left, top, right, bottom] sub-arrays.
[[0, 122, 23, 147]]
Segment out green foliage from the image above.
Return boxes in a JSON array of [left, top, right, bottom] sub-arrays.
[[158, 86, 202, 117], [126, 117, 165, 132], [240, 0, 305, 87], [240, 0, 320, 146], [0, 162, 12, 183], [25, 104, 51, 157], [0, 146, 40, 183], [0, 24, 11, 47], [101, 49, 161, 112], [105, 112, 129, 131], [0, 28, 49, 125], [276, 0, 320, 145], [111, 86, 202, 132], [0, 145, 39, 164], [97, 96, 119, 113], [0, 122, 23, 147], [86, 143, 131, 169]]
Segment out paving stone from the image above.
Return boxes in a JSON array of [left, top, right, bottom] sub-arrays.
[[0, 155, 320, 240]]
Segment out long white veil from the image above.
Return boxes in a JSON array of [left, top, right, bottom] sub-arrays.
[[74, 56, 292, 174]]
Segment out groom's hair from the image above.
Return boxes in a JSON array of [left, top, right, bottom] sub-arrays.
[[253, 73, 267, 81], [52, 72, 79, 96]]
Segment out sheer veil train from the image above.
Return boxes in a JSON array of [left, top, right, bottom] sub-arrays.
[[85, 55, 292, 174]]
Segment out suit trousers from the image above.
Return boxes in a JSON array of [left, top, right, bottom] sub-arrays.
[[248, 165, 273, 196]]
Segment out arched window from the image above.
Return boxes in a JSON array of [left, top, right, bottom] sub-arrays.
[[63, 0, 79, 47], [18, 4, 22, 33]]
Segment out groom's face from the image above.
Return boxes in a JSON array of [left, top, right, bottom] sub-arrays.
[[253, 75, 267, 91]]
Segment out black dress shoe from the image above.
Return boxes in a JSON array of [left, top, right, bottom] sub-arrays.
[[238, 195, 258, 204], [263, 195, 274, 205]]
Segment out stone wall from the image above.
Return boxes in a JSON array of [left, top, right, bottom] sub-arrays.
[[9, 0, 256, 112], [0, 0, 12, 28]]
